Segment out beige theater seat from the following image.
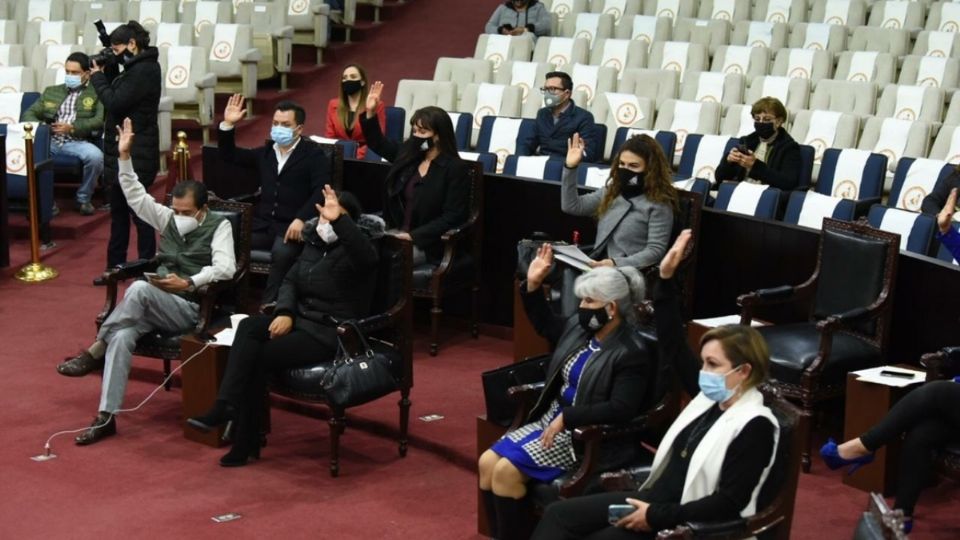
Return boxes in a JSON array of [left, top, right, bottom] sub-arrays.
[[866, 1, 926, 31], [22, 21, 77, 68], [898, 55, 960, 94], [642, 0, 697, 19], [69, 1, 124, 27], [182, 1, 233, 41], [672, 18, 731, 58], [394, 80, 457, 138], [542, 0, 590, 35], [618, 67, 679, 109], [720, 104, 757, 137], [30, 43, 83, 89], [679, 72, 745, 108], [15, 0, 67, 31], [590, 92, 656, 159], [235, 2, 295, 90], [587, 38, 648, 74], [559, 12, 614, 46], [924, 2, 960, 32], [730, 20, 789, 53], [613, 14, 673, 42], [791, 109, 861, 179], [566, 63, 617, 107], [849, 27, 911, 57], [433, 57, 494, 110], [710, 45, 770, 79], [457, 83, 523, 148], [532, 36, 590, 70], [857, 116, 932, 174], [494, 60, 555, 118], [943, 91, 960, 126], [151, 23, 194, 48], [875, 84, 944, 124], [0, 20, 17, 45], [647, 40, 709, 82], [787, 22, 847, 54], [0, 66, 37, 93], [809, 0, 867, 27], [158, 45, 218, 143], [928, 124, 960, 162], [745, 76, 810, 121], [474, 35, 534, 73], [752, 0, 808, 24], [197, 24, 260, 108], [653, 99, 722, 164], [810, 80, 878, 118], [0, 44, 24, 67], [127, 1, 178, 27], [697, 0, 752, 22], [770, 48, 834, 86], [590, 0, 642, 24], [913, 30, 960, 58], [280, 0, 330, 65], [833, 51, 897, 86]]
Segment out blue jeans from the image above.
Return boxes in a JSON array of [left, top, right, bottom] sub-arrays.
[[50, 140, 104, 204]]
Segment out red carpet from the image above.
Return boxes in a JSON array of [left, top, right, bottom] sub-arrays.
[[2, 0, 959, 537]]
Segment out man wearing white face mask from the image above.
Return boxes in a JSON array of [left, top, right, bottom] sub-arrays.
[[22, 52, 104, 216], [56, 118, 236, 446]]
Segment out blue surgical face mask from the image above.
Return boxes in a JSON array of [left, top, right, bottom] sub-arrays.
[[271, 125, 297, 146], [698, 365, 742, 403], [64, 74, 83, 89]]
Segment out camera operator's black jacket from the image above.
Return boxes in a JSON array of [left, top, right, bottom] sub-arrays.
[[91, 46, 162, 185]]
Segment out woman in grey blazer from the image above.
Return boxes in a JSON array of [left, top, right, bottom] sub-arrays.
[[562, 133, 678, 269]]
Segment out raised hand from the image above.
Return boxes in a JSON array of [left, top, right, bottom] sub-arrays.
[[365, 81, 384, 118], [117, 117, 135, 157], [526, 243, 554, 292], [938, 188, 958, 234], [223, 93, 246, 127], [316, 185, 343, 223], [565, 133, 585, 169], [659, 229, 693, 280]]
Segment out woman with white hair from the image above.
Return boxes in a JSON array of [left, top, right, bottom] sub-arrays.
[[478, 243, 654, 540]]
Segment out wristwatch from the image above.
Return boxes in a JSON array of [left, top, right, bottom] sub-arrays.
[[186, 277, 196, 292]]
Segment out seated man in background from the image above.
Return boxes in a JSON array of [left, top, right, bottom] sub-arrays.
[[56, 119, 236, 446], [22, 51, 104, 216], [517, 71, 600, 161], [484, 0, 552, 40], [714, 97, 801, 191], [921, 164, 960, 215], [218, 94, 329, 309]]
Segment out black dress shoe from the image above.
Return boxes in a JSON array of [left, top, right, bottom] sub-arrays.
[[219, 444, 260, 467], [92, 275, 108, 286], [75, 412, 116, 445], [57, 351, 104, 377], [186, 400, 236, 433]]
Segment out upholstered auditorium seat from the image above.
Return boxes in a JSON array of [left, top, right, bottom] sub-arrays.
[[543, 0, 590, 35], [494, 61, 556, 119], [787, 22, 847, 55], [809, 80, 878, 118], [618, 67, 680, 109], [752, 0, 808, 25], [613, 14, 673, 42], [928, 125, 960, 162], [457, 83, 523, 148], [647, 40, 709, 83], [678, 72, 745, 108], [867, 205, 937, 255], [612, 127, 678, 160], [714, 181, 782, 219], [282, 0, 331, 65], [675, 133, 736, 186], [433, 57, 494, 110], [833, 52, 897, 87], [783, 191, 857, 230], [744, 76, 810, 122], [181, 0, 233, 39], [866, 0, 926, 32], [532, 36, 590, 70], [476, 115, 536, 174], [503, 155, 565, 181], [912, 30, 960, 58], [22, 21, 77, 68], [697, 0, 752, 22], [924, 1, 960, 33], [197, 24, 261, 108], [809, 0, 867, 27], [157, 45, 218, 143], [641, 0, 697, 19], [816, 148, 887, 211], [790, 109, 861, 179], [652, 98, 722, 164], [394, 80, 457, 138], [590, 0, 643, 23], [151, 23, 194, 48], [849, 27, 911, 57], [898, 55, 960, 94], [558, 12, 614, 45], [874, 83, 944, 124], [730, 20, 789, 52], [857, 116, 931, 174], [710, 45, 771, 79], [590, 92, 655, 159], [770, 48, 834, 86], [671, 18, 732, 57], [887, 157, 956, 212], [127, 1, 178, 27], [474, 35, 535, 73], [69, 1, 124, 27], [587, 38, 648, 74], [234, 1, 296, 89]]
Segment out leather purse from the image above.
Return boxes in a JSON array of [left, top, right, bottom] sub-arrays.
[[321, 321, 399, 408], [481, 355, 551, 427]]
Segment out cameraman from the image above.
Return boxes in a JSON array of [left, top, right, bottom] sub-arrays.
[[89, 21, 162, 286]]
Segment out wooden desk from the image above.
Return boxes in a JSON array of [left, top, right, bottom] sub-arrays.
[[180, 336, 229, 448], [842, 367, 924, 496]]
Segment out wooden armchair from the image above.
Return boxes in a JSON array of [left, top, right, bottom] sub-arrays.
[[95, 199, 253, 389], [266, 235, 414, 477], [738, 218, 899, 472], [413, 160, 483, 356], [919, 347, 960, 483], [600, 387, 807, 540]]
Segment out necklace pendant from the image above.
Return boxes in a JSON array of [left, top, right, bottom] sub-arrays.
[[680, 449, 687, 459]]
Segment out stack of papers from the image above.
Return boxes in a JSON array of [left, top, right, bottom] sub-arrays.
[[692, 315, 768, 328], [852, 366, 926, 388], [212, 328, 236, 346], [552, 243, 594, 272]]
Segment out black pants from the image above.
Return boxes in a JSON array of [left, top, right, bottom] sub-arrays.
[[217, 314, 333, 407], [252, 231, 304, 304], [861, 381, 960, 515], [106, 175, 157, 268], [533, 491, 653, 540]]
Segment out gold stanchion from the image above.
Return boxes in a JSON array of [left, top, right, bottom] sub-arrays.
[[174, 131, 191, 181], [15, 124, 58, 282]]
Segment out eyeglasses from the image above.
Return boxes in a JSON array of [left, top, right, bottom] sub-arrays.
[[752, 115, 777, 123], [540, 86, 566, 95]]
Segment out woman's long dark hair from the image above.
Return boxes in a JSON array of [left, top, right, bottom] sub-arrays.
[[598, 134, 678, 217], [336, 63, 370, 132], [391, 106, 460, 173]]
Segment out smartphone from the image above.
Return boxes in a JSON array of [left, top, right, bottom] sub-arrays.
[[143, 272, 161, 281], [737, 144, 751, 154], [608, 504, 634, 524], [879, 370, 915, 379]]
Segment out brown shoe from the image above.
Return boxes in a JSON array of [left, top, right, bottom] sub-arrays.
[[56, 351, 104, 377], [75, 412, 117, 445]]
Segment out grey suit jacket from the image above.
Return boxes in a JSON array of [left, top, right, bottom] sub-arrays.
[[560, 167, 674, 269]]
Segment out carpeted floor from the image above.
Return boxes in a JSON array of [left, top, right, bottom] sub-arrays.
[[2, 0, 959, 537]]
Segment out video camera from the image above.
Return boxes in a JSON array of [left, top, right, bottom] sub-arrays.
[[89, 19, 116, 69]]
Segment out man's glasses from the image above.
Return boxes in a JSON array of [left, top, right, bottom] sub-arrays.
[[540, 86, 566, 95]]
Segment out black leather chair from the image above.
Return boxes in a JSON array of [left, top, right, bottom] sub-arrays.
[[266, 235, 414, 477], [739, 218, 899, 472], [96, 198, 253, 389], [600, 387, 806, 540], [244, 142, 344, 277], [413, 160, 483, 356], [919, 347, 960, 483], [852, 492, 908, 540]]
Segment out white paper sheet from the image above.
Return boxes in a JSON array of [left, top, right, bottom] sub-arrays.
[[853, 366, 926, 388]]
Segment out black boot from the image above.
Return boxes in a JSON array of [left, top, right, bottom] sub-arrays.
[[219, 406, 260, 467], [481, 490, 500, 539], [493, 495, 533, 540], [186, 400, 236, 432]]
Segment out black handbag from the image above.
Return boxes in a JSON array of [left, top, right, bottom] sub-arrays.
[[321, 321, 399, 408], [481, 354, 551, 427]]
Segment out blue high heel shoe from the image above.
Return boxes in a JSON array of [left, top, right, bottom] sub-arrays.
[[819, 438, 875, 474]]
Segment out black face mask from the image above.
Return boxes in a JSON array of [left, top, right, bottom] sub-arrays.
[[754, 121, 776, 140], [412, 134, 434, 152], [578, 306, 610, 332], [617, 168, 646, 199], [341, 79, 363, 96]]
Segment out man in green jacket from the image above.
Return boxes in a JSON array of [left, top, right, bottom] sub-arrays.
[[22, 52, 104, 215]]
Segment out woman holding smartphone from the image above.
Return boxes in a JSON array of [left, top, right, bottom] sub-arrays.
[[531, 231, 779, 540], [714, 97, 801, 191]]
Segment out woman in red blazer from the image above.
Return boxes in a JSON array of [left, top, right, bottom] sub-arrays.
[[324, 63, 385, 159]]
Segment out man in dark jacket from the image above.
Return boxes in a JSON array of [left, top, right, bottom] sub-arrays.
[[921, 166, 960, 214], [22, 52, 104, 215], [90, 21, 162, 284], [714, 97, 802, 191], [218, 94, 331, 306], [517, 71, 601, 161]]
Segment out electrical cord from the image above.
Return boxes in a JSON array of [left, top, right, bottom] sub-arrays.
[[40, 342, 212, 457]]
